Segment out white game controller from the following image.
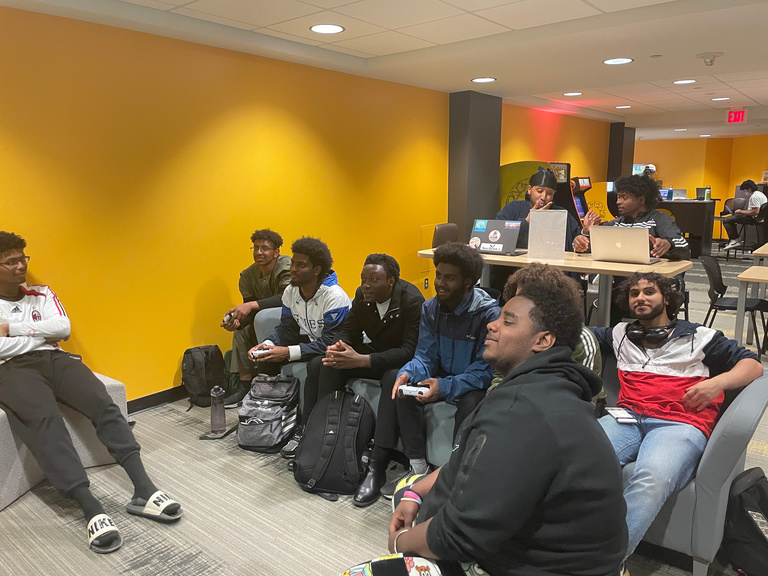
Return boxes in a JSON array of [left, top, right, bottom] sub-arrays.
[[400, 384, 430, 397], [250, 348, 270, 359], [223, 313, 233, 323]]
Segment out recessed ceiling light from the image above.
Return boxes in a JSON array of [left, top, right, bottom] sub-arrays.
[[711, 97, 730, 101], [674, 128, 687, 132], [674, 79, 696, 85], [471, 77, 496, 83], [310, 24, 344, 34], [603, 57, 633, 65], [700, 134, 711, 138], [615, 105, 632, 109], [563, 92, 582, 96]]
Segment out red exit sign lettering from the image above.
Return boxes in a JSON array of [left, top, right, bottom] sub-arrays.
[[727, 110, 748, 124]]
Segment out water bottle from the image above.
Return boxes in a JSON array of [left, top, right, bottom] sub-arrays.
[[705, 186, 711, 200], [210, 386, 226, 434]]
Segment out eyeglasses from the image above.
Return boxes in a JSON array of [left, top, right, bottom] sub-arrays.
[[251, 245, 275, 253], [0, 255, 30, 268]]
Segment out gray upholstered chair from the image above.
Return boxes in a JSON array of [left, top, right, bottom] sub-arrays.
[[0, 373, 128, 511], [602, 357, 768, 576]]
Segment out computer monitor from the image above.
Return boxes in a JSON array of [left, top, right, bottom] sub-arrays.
[[696, 187, 708, 200], [659, 188, 669, 201]]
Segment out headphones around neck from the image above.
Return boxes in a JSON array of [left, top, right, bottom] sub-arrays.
[[625, 318, 677, 345]]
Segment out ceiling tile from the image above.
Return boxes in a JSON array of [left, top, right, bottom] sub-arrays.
[[399, 13, 509, 44], [184, 0, 321, 27], [587, 0, 675, 12], [256, 28, 322, 46], [728, 79, 768, 89], [715, 71, 768, 83], [333, 0, 463, 29], [331, 30, 435, 55], [321, 43, 376, 57], [440, 0, 525, 10], [477, 0, 599, 29], [300, 0, 361, 8], [119, 0, 182, 9], [267, 11, 386, 42], [172, 7, 256, 29]]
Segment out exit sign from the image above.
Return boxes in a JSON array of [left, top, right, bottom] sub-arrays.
[[727, 110, 748, 124]]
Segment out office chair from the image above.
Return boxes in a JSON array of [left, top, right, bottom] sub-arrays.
[[432, 223, 459, 248]]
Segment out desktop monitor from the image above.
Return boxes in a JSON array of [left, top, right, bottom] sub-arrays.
[[659, 188, 669, 201]]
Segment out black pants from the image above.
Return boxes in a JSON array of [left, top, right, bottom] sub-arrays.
[[302, 356, 395, 422], [0, 350, 140, 497], [723, 213, 754, 240], [392, 388, 487, 461]]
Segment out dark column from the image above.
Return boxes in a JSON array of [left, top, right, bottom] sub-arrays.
[[607, 122, 636, 181], [448, 91, 502, 241]]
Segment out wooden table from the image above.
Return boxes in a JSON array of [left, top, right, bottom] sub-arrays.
[[743, 244, 768, 345], [734, 266, 768, 357], [418, 249, 692, 326]]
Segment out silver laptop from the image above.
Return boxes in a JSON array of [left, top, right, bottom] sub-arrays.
[[590, 226, 660, 265], [469, 219, 522, 255]]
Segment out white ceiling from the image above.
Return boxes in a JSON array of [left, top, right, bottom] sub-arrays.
[[6, 0, 768, 140]]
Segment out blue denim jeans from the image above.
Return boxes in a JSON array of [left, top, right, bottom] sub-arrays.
[[599, 412, 708, 558]]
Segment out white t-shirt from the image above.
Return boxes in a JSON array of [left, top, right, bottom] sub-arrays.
[[748, 190, 767, 211]]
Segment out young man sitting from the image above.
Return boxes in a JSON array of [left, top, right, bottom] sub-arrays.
[[590, 272, 763, 573], [723, 179, 767, 250], [341, 279, 627, 576], [299, 253, 424, 507], [385, 242, 499, 496], [220, 228, 290, 406], [248, 236, 350, 458], [0, 232, 182, 554]]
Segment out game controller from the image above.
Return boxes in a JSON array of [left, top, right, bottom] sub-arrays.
[[223, 313, 233, 323], [400, 384, 429, 397], [250, 348, 270, 359]]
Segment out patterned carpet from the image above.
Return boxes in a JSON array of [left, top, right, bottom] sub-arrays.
[[0, 249, 766, 576]]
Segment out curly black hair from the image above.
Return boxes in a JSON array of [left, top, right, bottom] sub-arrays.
[[291, 236, 333, 276], [433, 242, 484, 285], [0, 232, 26, 256], [364, 253, 400, 280], [503, 262, 581, 303], [614, 272, 684, 318], [250, 229, 283, 249], [741, 180, 758, 192], [614, 174, 662, 210], [516, 280, 583, 350]]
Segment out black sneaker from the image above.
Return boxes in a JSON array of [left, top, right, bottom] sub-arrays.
[[280, 425, 304, 459], [223, 383, 249, 409]]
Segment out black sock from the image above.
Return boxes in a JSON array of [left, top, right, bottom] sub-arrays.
[[122, 453, 157, 501], [71, 486, 104, 522]]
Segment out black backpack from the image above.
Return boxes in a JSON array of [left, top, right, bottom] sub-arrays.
[[181, 345, 227, 407], [724, 467, 768, 575], [237, 374, 300, 453], [293, 391, 375, 498]]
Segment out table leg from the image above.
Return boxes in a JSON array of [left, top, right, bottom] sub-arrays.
[[735, 281, 748, 346], [596, 274, 613, 327]]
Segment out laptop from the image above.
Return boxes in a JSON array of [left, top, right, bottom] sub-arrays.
[[469, 219, 522, 255], [589, 226, 660, 265], [696, 187, 708, 200], [672, 188, 688, 200]]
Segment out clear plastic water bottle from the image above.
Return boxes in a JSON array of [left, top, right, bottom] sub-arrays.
[[210, 385, 226, 434], [705, 186, 711, 200]]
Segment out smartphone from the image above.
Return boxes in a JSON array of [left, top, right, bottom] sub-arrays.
[[605, 407, 637, 424]]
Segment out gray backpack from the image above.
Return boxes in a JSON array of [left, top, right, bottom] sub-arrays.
[[237, 374, 299, 453]]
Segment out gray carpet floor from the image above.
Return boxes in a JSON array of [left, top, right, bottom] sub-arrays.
[[1, 249, 767, 576]]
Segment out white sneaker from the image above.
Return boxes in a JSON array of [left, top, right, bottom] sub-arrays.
[[724, 240, 742, 250]]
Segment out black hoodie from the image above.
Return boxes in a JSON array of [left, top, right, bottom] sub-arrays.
[[421, 346, 627, 576]]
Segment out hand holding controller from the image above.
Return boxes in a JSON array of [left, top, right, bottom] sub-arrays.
[[250, 348, 270, 360], [400, 384, 430, 397]]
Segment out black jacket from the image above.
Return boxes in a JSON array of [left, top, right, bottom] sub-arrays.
[[337, 279, 424, 373], [421, 347, 627, 576]]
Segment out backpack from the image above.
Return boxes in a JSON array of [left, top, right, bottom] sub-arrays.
[[181, 345, 227, 407], [293, 391, 375, 498], [724, 467, 768, 575], [237, 374, 299, 453]]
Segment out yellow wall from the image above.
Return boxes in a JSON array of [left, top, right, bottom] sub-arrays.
[[634, 139, 708, 198], [730, 135, 768, 191], [0, 8, 449, 400], [501, 104, 610, 181]]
